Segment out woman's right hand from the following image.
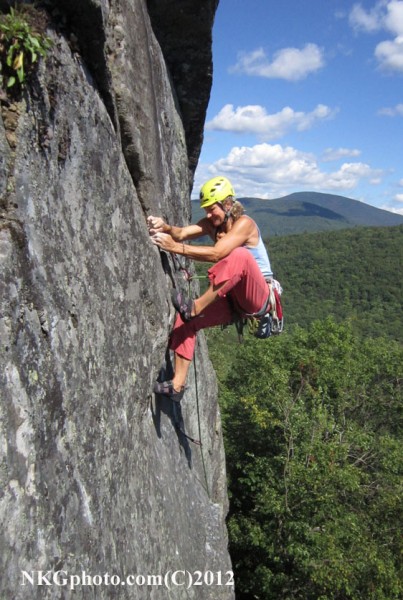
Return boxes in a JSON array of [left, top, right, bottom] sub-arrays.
[[147, 215, 167, 235]]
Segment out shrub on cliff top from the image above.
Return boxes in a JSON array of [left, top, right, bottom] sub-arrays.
[[0, 5, 52, 92]]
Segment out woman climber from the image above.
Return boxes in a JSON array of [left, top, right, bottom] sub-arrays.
[[148, 175, 277, 402]]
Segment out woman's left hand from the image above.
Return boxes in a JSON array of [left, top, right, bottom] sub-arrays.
[[151, 232, 177, 252]]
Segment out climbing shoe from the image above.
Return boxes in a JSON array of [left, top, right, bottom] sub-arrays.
[[153, 380, 185, 402], [171, 289, 194, 322]]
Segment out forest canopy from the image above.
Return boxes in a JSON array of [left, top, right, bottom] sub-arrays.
[[196, 224, 403, 599], [206, 320, 402, 599]]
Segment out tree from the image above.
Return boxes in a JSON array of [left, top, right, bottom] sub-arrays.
[[214, 319, 402, 599]]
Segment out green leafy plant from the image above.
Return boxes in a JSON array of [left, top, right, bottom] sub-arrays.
[[207, 320, 403, 599], [0, 6, 52, 90]]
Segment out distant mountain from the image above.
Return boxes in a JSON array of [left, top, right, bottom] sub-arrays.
[[191, 191, 403, 238]]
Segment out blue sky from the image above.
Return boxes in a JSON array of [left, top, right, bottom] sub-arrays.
[[192, 0, 403, 214]]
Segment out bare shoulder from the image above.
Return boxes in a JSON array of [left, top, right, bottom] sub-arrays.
[[233, 214, 257, 233], [233, 214, 259, 245]]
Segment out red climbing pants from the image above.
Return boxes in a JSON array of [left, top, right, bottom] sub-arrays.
[[169, 246, 269, 361]]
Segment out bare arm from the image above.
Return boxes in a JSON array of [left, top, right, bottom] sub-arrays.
[[150, 216, 256, 262]]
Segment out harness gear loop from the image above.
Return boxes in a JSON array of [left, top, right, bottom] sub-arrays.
[[230, 279, 284, 341]]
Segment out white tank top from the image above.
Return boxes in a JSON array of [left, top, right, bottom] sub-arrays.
[[245, 228, 273, 279]]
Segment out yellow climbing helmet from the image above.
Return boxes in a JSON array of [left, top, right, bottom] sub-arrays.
[[199, 176, 235, 209]]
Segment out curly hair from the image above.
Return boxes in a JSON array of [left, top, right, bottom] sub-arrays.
[[227, 198, 244, 221]]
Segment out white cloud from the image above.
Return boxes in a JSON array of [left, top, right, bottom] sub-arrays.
[[322, 147, 362, 161], [349, 2, 403, 72], [230, 44, 324, 81], [197, 143, 383, 198], [384, 0, 403, 35], [378, 102, 403, 115], [349, 2, 386, 32], [375, 35, 403, 71], [394, 193, 403, 201], [206, 104, 337, 140], [380, 203, 403, 213]]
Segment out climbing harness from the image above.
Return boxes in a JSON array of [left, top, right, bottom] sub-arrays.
[[232, 279, 284, 342], [255, 278, 284, 337]]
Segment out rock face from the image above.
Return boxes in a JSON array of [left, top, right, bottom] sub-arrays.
[[0, 1, 234, 598]]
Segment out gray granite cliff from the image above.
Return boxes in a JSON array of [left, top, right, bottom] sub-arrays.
[[0, 0, 234, 597]]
